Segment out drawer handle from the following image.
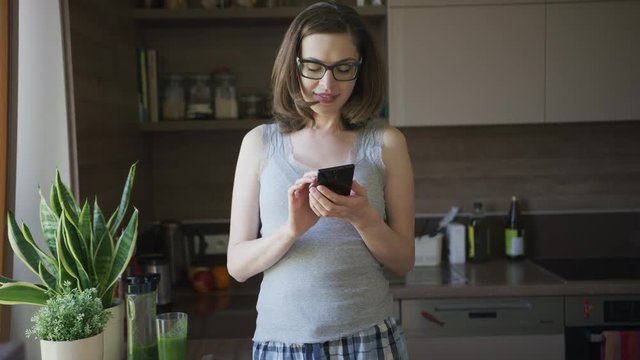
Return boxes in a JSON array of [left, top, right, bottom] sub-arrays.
[[469, 311, 497, 319], [421, 311, 445, 327]]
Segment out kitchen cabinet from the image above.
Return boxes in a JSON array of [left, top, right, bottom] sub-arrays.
[[388, 3, 545, 126], [62, 2, 388, 221], [135, 5, 387, 132], [390, 0, 544, 5], [545, 1, 640, 123], [401, 296, 564, 360]]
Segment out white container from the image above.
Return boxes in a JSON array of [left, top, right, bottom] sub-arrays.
[[104, 300, 124, 360], [40, 332, 104, 360], [414, 233, 443, 266], [447, 223, 466, 264]]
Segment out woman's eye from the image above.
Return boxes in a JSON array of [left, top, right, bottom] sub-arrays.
[[305, 64, 323, 72], [335, 64, 353, 73]]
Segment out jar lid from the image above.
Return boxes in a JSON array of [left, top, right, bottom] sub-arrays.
[[192, 74, 210, 81], [214, 73, 235, 80], [166, 74, 184, 80], [126, 274, 159, 295]]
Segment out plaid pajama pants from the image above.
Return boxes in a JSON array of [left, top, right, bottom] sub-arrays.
[[252, 317, 409, 360]]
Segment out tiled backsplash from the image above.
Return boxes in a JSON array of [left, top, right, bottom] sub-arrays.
[[150, 120, 640, 221], [416, 211, 640, 259]]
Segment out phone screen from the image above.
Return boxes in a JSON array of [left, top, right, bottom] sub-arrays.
[[316, 164, 355, 196]]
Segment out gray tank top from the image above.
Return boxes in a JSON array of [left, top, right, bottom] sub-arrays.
[[254, 120, 393, 344]]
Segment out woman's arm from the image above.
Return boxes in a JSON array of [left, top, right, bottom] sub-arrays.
[[227, 126, 319, 282], [309, 126, 415, 275]]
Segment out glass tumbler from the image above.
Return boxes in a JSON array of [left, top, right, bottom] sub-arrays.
[[156, 312, 188, 360]]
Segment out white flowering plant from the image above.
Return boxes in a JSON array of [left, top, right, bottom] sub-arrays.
[[25, 281, 111, 342]]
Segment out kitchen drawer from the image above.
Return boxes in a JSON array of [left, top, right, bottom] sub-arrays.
[[401, 296, 564, 337]]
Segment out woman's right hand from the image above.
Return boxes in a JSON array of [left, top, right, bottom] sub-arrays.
[[285, 172, 319, 238]]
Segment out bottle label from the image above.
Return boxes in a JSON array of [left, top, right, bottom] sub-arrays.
[[468, 225, 475, 259], [505, 228, 524, 256]]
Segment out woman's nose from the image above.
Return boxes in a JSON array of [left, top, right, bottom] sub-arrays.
[[319, 69, 335, 87]]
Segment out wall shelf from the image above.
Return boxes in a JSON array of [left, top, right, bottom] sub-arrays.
[[139, 119, 270, 132], [133, 6, 386, 25]]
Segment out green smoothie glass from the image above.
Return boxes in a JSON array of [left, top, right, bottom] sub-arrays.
[[156, 312, 188, 360]]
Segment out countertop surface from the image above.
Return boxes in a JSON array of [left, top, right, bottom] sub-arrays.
[[177, 259, 640, 359], [390, 259, 640, 299]]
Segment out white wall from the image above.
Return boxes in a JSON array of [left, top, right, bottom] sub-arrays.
[[11, 1, 71, 359]]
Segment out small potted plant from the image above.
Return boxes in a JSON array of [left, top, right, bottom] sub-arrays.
[[0, 163, 138, 360], [26, 282, 111, 360]]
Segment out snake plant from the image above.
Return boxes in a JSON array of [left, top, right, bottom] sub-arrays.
[[0, 164, 138, 309]]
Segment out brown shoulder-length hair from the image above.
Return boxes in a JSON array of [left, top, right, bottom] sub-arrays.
[[271, 0, 386, 133]]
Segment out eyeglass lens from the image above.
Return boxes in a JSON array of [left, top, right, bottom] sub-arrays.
[[298, 60, 358, 81]]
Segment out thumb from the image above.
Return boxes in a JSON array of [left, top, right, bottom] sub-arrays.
[[350, 180, 366, 196]]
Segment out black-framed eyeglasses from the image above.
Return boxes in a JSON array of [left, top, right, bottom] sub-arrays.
[[296, 57, 362, 81]]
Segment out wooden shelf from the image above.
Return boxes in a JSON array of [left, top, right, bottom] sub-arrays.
[[139, 119, 269, 132], [133, 6, 386, 25]]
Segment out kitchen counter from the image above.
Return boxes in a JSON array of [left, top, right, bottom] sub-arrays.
[[174, 259, 639, 359], [391, 259, 640, 299]]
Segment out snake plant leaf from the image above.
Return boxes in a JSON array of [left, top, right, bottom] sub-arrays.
[[21, 223, 59, 290], [102, 208, 138, 297], [93, 207, 114, 290], [39, 188, 59, 258], [7, 212, 41, 277], [0, 276, 16, 283], [106, 163, 136, 238], [78, 200, 92, 261], [49, 183, 63, 217], [55, 216, 75, 289], [0, 282, 50, 306], [62, 213, 90, 275], [93, 199, 108, 252], [55, 169, 80, 224], [38, 262, 58, 291], [21, 222, 55, 267], [100, 282, 116, 309], [57, 217, 81, 288]]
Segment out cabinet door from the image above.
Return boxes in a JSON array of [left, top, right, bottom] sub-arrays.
[[388, 5, 545, 126], [546, 1, 640, 123], [405, 335, 565, 360]]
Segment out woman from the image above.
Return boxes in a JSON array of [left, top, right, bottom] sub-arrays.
[[228, 1, 414, 359]]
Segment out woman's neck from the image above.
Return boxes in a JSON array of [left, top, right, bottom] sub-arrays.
[[311, 114, 343, 132]]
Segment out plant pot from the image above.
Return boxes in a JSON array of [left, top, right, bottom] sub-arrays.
[[40, 332, 104, 360], [104, 299, 125, 360]]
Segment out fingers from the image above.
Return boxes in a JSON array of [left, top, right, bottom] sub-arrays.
[[294, 174, 317, 187], [289, 182, 310, 199], [309, 186, 339, 216]]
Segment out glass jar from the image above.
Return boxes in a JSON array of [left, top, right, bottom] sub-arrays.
[[162, 75, 185, 121], [126, 275, 159, 360], [239, 94, 265, 119], [187, 75, 213, 120], [165, 0, 187, 9], [213, 73, 238, 119]]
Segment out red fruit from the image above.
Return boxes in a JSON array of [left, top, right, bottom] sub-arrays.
[[191, 270, 215, 293]]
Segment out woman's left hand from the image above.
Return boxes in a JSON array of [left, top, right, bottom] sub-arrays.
[[309, 180, 376, 226]]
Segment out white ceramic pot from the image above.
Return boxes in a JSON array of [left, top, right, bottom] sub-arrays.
[[104, 300, 125, 360], [40, 332, 104, 360]]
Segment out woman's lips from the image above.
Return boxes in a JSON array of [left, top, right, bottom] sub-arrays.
[[313, 93, 339, 104]]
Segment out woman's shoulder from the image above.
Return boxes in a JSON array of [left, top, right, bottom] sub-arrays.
[[378, 123, 408, 153], [362, 120, 406, 148]]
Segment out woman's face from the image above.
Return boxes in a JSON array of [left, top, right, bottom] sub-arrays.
[[298, 33, 360, 119]]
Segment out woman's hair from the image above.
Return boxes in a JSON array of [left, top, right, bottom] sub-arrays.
[[271, 0, 386, 133]]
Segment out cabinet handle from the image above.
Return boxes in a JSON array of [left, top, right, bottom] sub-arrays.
[[421, 311, 445, 327], [434, 302, 532, 312], [589, 333, 604, 343]]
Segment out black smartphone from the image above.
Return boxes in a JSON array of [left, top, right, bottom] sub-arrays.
[[316, 164, 355, 196]]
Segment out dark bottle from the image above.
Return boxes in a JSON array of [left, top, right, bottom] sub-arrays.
[[467, 202, 490, 262], [505, 196, 525, 260]]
